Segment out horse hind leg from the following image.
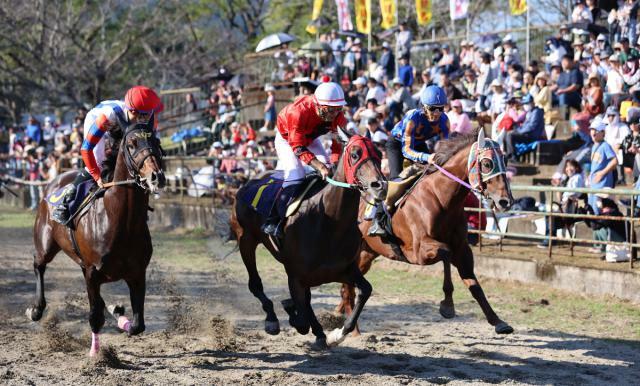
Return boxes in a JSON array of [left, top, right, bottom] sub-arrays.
[[239, 234, 280, 335], [83, 267, 106, 356], [26, 237, 61, 321], [439, 257, 456, 319]]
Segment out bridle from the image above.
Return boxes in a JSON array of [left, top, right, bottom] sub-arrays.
[[119, 125, 164, 190]]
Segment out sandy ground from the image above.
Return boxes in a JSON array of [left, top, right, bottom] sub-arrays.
[[1, 208, 639, 385]]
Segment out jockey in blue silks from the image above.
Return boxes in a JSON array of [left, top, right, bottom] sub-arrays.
[[368, 85, 449, 237]]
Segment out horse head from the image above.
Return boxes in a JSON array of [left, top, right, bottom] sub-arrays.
[[337, 127, 387, 202], [467, 129, 513, 211], [121, 122, 166, 193]]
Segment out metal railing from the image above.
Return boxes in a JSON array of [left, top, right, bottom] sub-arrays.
[[467, 185, 640, 269]]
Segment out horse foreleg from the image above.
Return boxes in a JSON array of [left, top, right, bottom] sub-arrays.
[[239, 234, 280, 335], [286, 276, 310, 335], [440, 258, 456, 319], [83, 267, 106, 357], [328, 265, 372, 347], [456, 244, 513, 334], [335, 247, 376, 335], [304, 288, 328, 350], [125, 275, 146, 336]]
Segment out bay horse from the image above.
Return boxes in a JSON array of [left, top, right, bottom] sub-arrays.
[[230, 129, 387, 349], [337, 129, 516, 334], [27, 122, 165, 356]]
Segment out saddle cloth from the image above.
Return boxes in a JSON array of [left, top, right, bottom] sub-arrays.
[[238, 172, 319, 218], [46, 180, 97, 216]]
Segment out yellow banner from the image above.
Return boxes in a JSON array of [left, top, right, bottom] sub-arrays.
[[306, 0, 324, 34], [355, 0, 371, 34], [509, 0, 527, 16], [416, 0, 432, 26], [380, 0, 396, 30]]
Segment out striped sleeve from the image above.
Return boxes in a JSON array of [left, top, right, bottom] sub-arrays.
[[401, 119, 428, 163], [80, 114, 110, 180]]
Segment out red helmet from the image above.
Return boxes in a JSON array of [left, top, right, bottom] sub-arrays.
[[124, 86, 164, 114]]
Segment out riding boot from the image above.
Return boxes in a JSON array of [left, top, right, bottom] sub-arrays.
[[368, 203, 389, 237], [262, 184, 299, 239], [51, 170, 92, 225]]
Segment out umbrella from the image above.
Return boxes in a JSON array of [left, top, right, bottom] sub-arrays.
[[300, 41, 332, 52], [308, 15, 332, 29], [255, 32, 295, 53], [337, 30, 366, 39]]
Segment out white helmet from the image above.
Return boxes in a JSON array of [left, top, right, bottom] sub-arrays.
[[314, 82, 346, 107]]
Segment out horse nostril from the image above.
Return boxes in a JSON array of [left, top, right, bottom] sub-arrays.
[[499, 198, 510, 208], [370, 181, 381, 189]]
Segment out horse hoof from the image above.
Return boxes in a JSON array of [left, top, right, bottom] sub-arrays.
[[439, 301, 456, 319], [495, 322, 514, 334], [264, 320, 280, 335], [89, 348, 99, 357], [128, 324, 145, 336], [327, 327, 347, 347], [26, 307, 43, 322], [311, 337, 328, 351]]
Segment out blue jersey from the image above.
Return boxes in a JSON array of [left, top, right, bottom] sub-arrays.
[[589, 141, 616, 189], [390, 109, 449, 162]]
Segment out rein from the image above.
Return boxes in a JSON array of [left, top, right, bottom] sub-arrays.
[[326, 177, 357, 189]]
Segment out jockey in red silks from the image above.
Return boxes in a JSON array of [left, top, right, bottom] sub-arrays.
[[51, 86, 163, 224], [262, 81, 347, 238]]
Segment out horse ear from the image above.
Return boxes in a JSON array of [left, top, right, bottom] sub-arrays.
[[477, 128, 486, 148], [337, 126, 352, 143]]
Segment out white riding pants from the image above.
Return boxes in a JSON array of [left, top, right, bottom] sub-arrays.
[[275, 131, 329, 187]]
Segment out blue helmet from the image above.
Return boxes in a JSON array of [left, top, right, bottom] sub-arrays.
[[420, 85, 447, 106]]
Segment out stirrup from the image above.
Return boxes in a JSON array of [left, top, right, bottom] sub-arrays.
[[368, 220, 387, 237]]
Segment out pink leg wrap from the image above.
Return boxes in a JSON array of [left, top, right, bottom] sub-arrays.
[[89, 332, 100, 357], [117, 316, 131, 332]]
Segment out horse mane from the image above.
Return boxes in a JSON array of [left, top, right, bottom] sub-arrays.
[[431, 128, 479, 166]]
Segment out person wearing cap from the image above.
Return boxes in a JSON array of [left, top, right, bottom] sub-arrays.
[[556, 55, 583, 116], [531, 72, 552, 120], [398, 54, 415, 88], [605, 53, 624, 107], [261, 82, 347, 238], [588, 119, 618, 214], [595, 33, 611, 53], [437, 44, 459, 76], [572, 0, 593, 23], [502, 34, 521, 66], [260, 84, 277, 133], [448, 100, 472, 136], [543, 38, 568, 68], [459, 40, 475, 68], [603, 106, 630, 184], [51, 85, 164, 224], [488, 79, 508, 121], [623, 51, 640, 92], [504, 94, 544, 161], [350, 76, 369, 109], [389, 77, 416, 120], [583, 72, 604, 117], [365, 116, 388, 146], [380, 41, 395, 81]]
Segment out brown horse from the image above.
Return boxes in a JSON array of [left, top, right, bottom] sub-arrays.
[[230, 130, 387, 349], [27, 122, 165, 356], [337, 129, 516, 334]]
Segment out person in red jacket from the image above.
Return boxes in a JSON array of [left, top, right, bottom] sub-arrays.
[[262, 81, 347, 238]]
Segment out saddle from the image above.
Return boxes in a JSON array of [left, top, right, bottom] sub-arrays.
[[46, 180, 105, 228], [239, 171, 322, 219]]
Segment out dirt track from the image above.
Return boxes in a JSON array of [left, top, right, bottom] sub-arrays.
[[1, 206, 639, 385]]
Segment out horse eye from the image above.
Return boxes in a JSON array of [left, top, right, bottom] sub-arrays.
[[480, 159, 494, 173]]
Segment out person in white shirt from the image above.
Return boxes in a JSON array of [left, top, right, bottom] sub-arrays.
[[604, 106, 630, 184], [365, 77, 386, 105], [605, 54, 624, 106]]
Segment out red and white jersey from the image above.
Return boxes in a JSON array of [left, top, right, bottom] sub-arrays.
[[276, 95, 345, 164]]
